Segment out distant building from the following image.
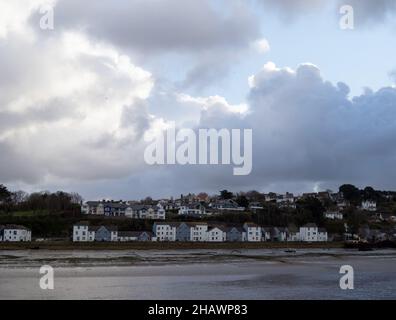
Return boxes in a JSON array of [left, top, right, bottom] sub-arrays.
[[117, 231, 154, 242], [261, 227, 272, 242], [0, 225, 31, 242], [207, 225, 227, 242], [81, 201, 166, 220], [210, 199, 245, 212], [73, 223, 118, 242], [176, 222, 208, 242], [226, 226, 246, 242], [178, 204, 206, 216], [73, 222, 94, 242], [248, 202, 264, 211], [271, 227, 288, 242], [243, 223, 261, 242], [95, 226, 118, 242], [299, 223, 328, 242], [153, 222, 178, 241], [324, 211, 344, 220], [361, 200, 377, 211]]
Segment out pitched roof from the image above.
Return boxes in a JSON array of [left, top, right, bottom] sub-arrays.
[[119, 231, 153, 237], [226, 226, 244, 233], [153, 222, 180, 227], [2, 224, 30, 230], [180, 222, 208, 228], [208, 225, 228, 232], [303, 223, 318, 228], [75, 221, 90, 226], [244, 222, 259, 227]]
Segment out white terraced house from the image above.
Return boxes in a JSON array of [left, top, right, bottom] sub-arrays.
[[243, 223, 262, 242], [81, 201, 166, 220], [361, 200, 377, 211], [324, 211, 344, 220], [153, 222, 178, 241], [299, 223, 328, 242], [73, 222, 95, 242], [207, 226, 227, 242], [0, 225, 31, 242], [178, 204, 206, 216], [189, 223, 209, 242]]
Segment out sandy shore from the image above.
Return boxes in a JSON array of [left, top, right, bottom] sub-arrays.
[[0, 249, 395, 299], [0, 241, 345, 251]]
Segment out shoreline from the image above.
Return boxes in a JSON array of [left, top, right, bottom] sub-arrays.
[[0, 241, 346, 251]]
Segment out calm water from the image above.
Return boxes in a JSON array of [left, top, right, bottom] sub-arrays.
[[0, 249, 395, 299]]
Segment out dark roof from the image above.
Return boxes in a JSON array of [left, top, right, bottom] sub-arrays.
[[318, 228, 327, 233], [118, 231, 140, 237], [153, 222, 180, 227], [179, 222, 208, 228], [226, 226, 244, 233], [2, 224, 30, 231], [75, 221, 90, 226], [119, 231, 153, 237], [244, 222, 259, 228], [303, 223, 318, 228], [208, 225, 228, 232]]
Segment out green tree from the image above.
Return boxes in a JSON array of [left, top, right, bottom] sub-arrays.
[[339, 184, 361, 204], [236, 194, 249, 208], [219, 190, 233, 200], [296, 197, 325, 226]]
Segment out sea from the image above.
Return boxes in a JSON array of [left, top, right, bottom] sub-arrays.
[[0, 248, 395, 300]]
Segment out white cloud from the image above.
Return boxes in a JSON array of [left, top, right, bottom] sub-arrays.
[[252, 38, 270, 54], [0, 4, 156, 184]]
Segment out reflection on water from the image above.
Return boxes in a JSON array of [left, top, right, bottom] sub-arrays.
[[0, 249, 395, 300]]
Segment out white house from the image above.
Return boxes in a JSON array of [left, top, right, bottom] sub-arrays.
[[73, 222, 95, 242], [81, 201, 166, 220], [318, 228, 328, 242], [249, 202, 264, 211], [210, 199, 245, 212], [153, 222, 178, 241], [299, 223, 328, 242], [189, 223, 209, 242], [207, 226, 227, 242], [261, 227, 271, 241], [178, 204, 206, 216], [361, 200, 377, 211], [324, 211, 344, 220], [0, 225, 31, 242], [287, 231, 300, 242], [243, 223, 261, 242], [271, 227, 288, 242]]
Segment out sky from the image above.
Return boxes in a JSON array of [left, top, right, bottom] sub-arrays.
[[1, 0, 396, 200]]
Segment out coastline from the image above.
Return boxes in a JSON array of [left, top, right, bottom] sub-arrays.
[[1, 248, 396, 299], [0, 241, 346, 251]]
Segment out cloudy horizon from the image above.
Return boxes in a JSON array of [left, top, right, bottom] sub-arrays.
[[1, 0, 396, 200]]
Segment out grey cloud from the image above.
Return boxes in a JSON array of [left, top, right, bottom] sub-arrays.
[[121, 63, 396, 198], [257, 0, 396, 25], [51, 0, 260, 53]]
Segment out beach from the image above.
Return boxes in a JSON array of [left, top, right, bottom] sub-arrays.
[[0, 248, 395, 300]]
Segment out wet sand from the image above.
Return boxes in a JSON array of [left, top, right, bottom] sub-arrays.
[[0, 249, 395, 300]]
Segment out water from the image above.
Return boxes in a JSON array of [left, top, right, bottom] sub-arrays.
[[0, 249, 395, 299]]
